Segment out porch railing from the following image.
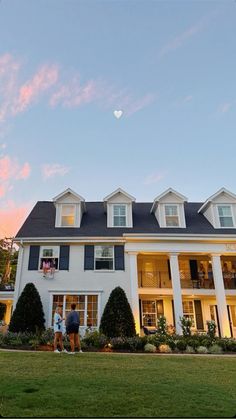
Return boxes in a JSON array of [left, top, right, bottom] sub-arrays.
[[138, 271, 172, 288], [179, 271, 215, 289]]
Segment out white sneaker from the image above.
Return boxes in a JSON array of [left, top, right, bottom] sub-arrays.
[[63, 349, 68, 353], [79, 349, 83, 353], [68, 352, 75, 355], [54, 349, 60, 353]]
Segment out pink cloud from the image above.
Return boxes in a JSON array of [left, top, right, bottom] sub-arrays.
[[0, 155, 31, 198], [50, 77, 102, 108], [143, 171, 166, 185], [42, 163, 70, 179], [12, 64, 59, 114], [218, 102, 232, 114], [0, 200, 32, 238]]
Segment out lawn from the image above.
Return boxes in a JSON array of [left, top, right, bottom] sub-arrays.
[[0, 352, 236, 418]]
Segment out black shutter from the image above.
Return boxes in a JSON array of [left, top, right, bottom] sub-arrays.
[[190, 260, 198, 280], [114, 245, 125, 270], [194, 300, 204, 330], [59, 245, 70, 270], [139, 299, 142, 327], [167, 259, 171, 280], [28, 245, 40, 270], [84, 245, 94, 270], [227, 305, 233, 338]]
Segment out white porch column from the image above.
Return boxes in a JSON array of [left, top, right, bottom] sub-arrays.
[[211, 254, 231, 337], [169, 253, 183, 335], [128, 252, 140, 334]]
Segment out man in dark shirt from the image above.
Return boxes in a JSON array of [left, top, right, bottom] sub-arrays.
[[66, 303, 82, 354]]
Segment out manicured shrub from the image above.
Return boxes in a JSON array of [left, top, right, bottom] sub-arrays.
[[83, 330, 108, 349], [218, 338, 236, 352], [175, 339, 187, 351], [9, 283, 45, 333], [179, 316, 192, 337], [0, 302, 6, 321], [39, 328, 54, 345], [206, 320, 217, 340], [110, 337, 126, 350], [185, 345, 195, 354], [144, 343, 156, 353], [209, 344, 223, 354], [157, 316, 168, 336], [196, 345, 208, 354], [159, 344, 172, 353], [99, 287, 136, 338]]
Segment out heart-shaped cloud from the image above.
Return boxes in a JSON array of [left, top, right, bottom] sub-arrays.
[[113, 110, 123, 119]]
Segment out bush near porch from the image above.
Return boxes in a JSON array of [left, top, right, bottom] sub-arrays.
[[0, 329, 236, 353]]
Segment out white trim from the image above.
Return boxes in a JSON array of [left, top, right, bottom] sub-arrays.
[[163, 204, 180, 228], [103, 188, 136, 202], [151, 188, 188, 213], [198, 188, 236, 213], [94, 244, 114, 271], [217, 204, 235, 229], [112, 203, 128, 228], [53, 188, 85, 202]]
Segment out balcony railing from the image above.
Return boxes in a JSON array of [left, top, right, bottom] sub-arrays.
[[138, 271, 172, 288], [222, 272, 236, 289], [0, 283, 15, 291], [179, 271, 215, 289]]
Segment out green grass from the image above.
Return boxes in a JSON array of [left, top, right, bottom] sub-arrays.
[[0, 352, 236, 418]]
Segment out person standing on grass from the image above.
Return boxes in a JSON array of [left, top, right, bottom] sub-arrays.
[[54, 306, 67, 353], [66, 303, 82, 354]]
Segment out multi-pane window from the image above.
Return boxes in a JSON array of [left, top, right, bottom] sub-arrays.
[[61, 205, 76, 227], [94, 246, 114, 270], [39, 246, 59, 271], [51, 294, 98, 327], [182, 301, 195, 327], [113, 204, 127, 227], [164, 205, 179, 227], [218, 206, 234, 227], [142, 300, 157, 327]]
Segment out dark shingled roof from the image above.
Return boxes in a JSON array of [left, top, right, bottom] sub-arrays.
[[15, 201, 236, 238]]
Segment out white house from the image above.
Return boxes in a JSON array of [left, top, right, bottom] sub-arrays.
[[3, 187, 236, 337]]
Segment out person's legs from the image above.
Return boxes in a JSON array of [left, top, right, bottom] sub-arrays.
[[54, 332, 60, 351], [74, 332, 81, 351], [58, 333, 63, 351], [69, 333, 75, 352]]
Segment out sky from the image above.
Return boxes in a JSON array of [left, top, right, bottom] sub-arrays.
[[0, 0, 236, 237]]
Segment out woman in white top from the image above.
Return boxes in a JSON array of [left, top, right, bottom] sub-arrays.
[[53, 306, 67, 353]]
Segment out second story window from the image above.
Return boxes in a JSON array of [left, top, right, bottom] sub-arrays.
[[61, 205, 75, 227], [95, 246, 114, 270], [164, 205, 179, 227], [113, 204, 127, 227], [218, 205, 234, 227]]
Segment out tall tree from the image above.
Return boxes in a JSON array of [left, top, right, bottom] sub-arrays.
[[100, 287, 136, 337], [9, 283, 45, 333]]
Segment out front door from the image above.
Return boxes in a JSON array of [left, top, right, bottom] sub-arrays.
[[228, 305, 236, 338]]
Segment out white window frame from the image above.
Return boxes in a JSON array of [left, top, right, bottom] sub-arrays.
[[112, 204, 127, 227], [50, 292, 100, 329], [164, 204, 180, 227], [60, 204, 76, 227], [39, 246, 60, 271], [217, 204, 235, 228], [141, 300, 157, 327], [94, 245, 114, 271], [182, 300, 196, 329]]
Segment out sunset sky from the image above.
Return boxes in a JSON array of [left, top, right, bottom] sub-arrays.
[[0, 0, 236, 237]]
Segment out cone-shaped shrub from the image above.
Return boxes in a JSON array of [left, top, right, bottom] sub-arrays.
[[100, 286, 136, 337], [9, 283, 45, 333]]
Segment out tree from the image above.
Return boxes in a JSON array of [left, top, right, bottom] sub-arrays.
[[0, 238, 18, 286], [99, 287, 136, 337], [9, 283, 45, 333]]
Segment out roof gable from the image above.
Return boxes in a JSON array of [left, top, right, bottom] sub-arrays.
[[103, 188, 136, 203], [151, 188, 188, 213], [53, 188, 85, 203], [198, 188, 236, 213]]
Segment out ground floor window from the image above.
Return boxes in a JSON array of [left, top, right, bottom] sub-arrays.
[[51, 294, 98, 327], [182, 301, 195, 328], [141, 300, 164, 327]]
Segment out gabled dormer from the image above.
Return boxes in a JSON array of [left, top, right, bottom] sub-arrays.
[[198, 188, 236, 228], [103, 188, 135, 228], [53, 188, 86, 228], [151, 188, 187, 228]]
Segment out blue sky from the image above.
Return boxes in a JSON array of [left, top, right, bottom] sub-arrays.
[[0, 0, 236, 236]]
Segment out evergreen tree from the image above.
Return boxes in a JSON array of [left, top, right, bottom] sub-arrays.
[[9, 283, 45, 333], [99, 286, 136, 337]]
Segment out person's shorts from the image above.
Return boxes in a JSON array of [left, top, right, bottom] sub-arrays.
[[66, 326, 79, 334]]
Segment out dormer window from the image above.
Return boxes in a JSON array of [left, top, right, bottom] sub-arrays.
[[164, 205, 179, 227], [61, 204, 76, 227], [218, 205, 234, 227], [113, 204, 127, 227]]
